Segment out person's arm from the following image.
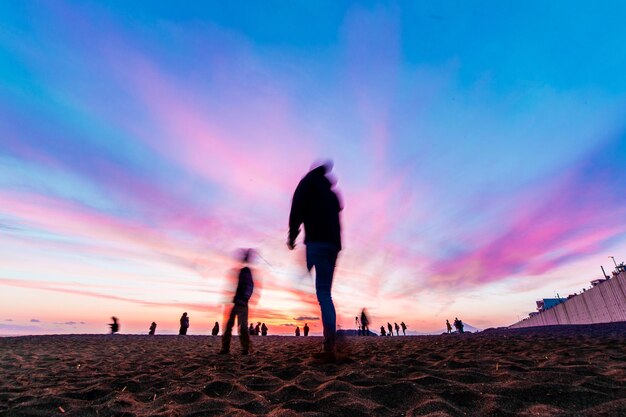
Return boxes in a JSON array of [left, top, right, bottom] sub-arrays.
[[288, 181, 305, 249]]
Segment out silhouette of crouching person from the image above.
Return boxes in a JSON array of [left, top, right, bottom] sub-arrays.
[[220, 249, 255, 355]]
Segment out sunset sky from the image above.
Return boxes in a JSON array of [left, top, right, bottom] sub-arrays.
[[2, 1, 626, 335]]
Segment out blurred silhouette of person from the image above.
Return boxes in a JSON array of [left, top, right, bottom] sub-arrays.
[[261, 323, 268, 336], [220, 249, 255, 355], [295, 326, 301, 336], [387, 322, 393, 337], [249, 323, 255, 335], [179, 312, 189, 335], [360, 309, 370, 336], [254, 322, 261, 336], [355, 316, 361, 335], [109, 316, 119, 334], [288, 161, 342, 360], [400, 322, 407, 336], [212, 321, 220, 336], [304, 323, 310, 336], [149, 321, 157, 335], [394, 322, 400, 336], [458, 319, 465, 334], [446, 320, 452, 334], [380, 326, 386, 336]]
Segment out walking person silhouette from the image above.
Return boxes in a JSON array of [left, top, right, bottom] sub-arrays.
[[179, 312, 189, 335], [220, 249, 254, 355], [288, 161, 342, 362]]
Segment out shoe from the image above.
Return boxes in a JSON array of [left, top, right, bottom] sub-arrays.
[[218, 349, 229, 354]]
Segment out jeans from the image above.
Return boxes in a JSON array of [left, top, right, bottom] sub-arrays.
[[222, 304, 250, 352], [306, 242, 339, 352]]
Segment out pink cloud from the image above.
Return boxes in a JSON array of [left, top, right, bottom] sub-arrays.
[[426, 154, 626, 288]]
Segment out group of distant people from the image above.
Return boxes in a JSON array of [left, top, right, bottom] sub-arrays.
[[294, 323, 310, 336], [446, 317, 465, 334], [379, 321, 407, 336], [248, 322, 269, 336]]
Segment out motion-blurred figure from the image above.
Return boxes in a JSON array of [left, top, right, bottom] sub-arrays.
[[212, 321, 220, 336], [446, 320, 452, 334], [304, 323, 310, 336], [295, 326, 301, 336], [288, 161, 342, 360], [220, 249, 255, 355], [149, 321, 157, 335], [109, 316, 119, 334], [394, 322, 400, 336], [261, 323, 268, 336], [355, 316, 361, 335], [387, 322, 393, 337], [380, 326, 386, 336], [400, 322, 407, 336], [360, 309, 370, 336], [179, 312, 189, 335]]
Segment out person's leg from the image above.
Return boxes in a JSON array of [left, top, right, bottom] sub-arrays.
[[307, 243, 338, 353], [238, 305, 250, 353], [221, 306, 237, 352]]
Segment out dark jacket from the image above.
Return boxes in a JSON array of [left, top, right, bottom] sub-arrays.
[[234, 266, 254, 306], [289, 166, 342, 250]]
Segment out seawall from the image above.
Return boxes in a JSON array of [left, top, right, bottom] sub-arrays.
[[510, 270, 626, 328]]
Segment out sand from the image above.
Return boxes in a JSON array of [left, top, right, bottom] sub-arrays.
[[2, 323, 626, 416]]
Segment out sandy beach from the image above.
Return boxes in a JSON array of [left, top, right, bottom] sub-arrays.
[[2, 323, 626, 416]]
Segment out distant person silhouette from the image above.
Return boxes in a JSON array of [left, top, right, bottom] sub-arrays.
[[394, 322, 400, 336], [453, 318, 459, 333], [254, 322, 261, 336], [288, 161, 342, 360], [446, 320, 452, 334], [212, 321, 219, 336], [149, 321, 157, 335], [179, 312, 189, 335], [220, 249, 255, 355], [355, 316, 361, 335], [304, 323, 310, 336], [400, 322, 407, 336], [361, 309, 370, 336], [261, 323, 268, 336], [380, 326, 386, 336], [249, 323, 255, 335], [109, 316, 119, 334], [295, 326, 301, 336], [387, 322, 393, 337], [458, 319, 465, 334]]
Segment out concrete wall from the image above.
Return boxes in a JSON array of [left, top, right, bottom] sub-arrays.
[[510, 270, 626, 328]]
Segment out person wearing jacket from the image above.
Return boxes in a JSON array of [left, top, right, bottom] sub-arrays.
[[220, 249, 254, 355], [288, 161, 342, 360]]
